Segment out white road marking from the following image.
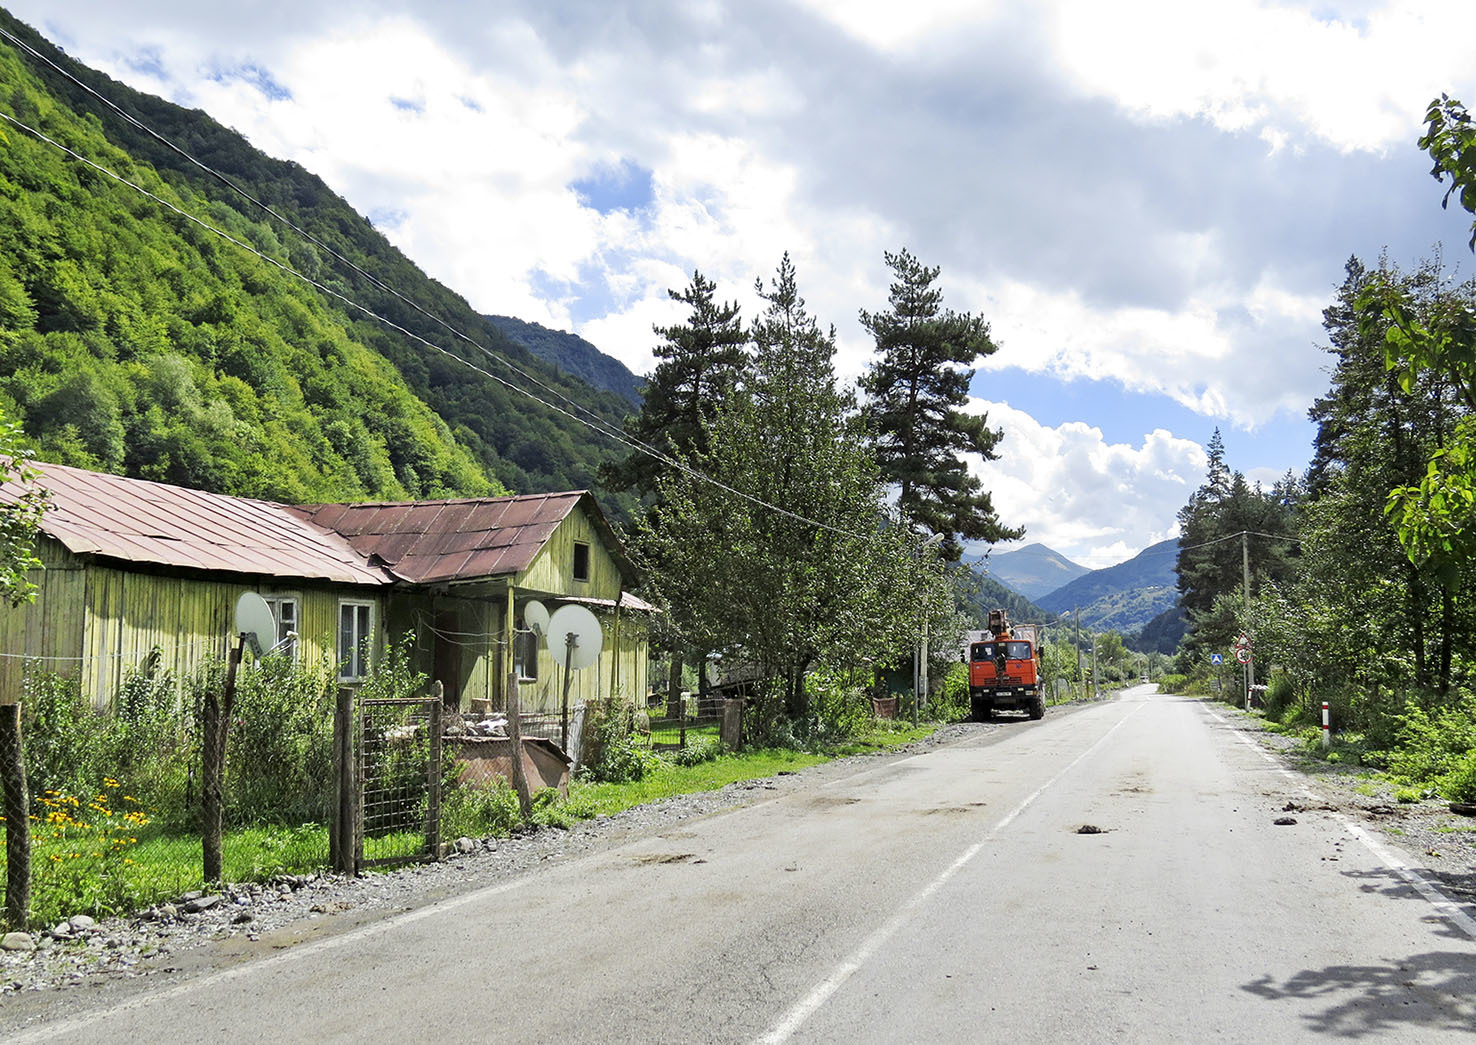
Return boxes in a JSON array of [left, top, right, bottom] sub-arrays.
[[1203, 703, 1476, 943], [754, 701, 1144, 1045]]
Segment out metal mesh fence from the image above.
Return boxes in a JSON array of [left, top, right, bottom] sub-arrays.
[[645, 691, 724, 749], [358, 695, 441, 869], [2, 659, 338, 930]]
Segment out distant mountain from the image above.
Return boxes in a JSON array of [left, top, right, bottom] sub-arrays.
[[487, 315, 645, 408], [1037, 539, 1180, 637], [975, 542, 1090, 601], [959, 568, 1054, 634]]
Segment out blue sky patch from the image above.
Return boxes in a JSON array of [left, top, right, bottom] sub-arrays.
[[208, 62, 292, 102], [571, 159, 655, 215], [390, 96, 425, 114]]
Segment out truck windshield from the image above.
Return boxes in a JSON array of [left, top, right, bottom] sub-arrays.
[[971, 642, 1033, 661]]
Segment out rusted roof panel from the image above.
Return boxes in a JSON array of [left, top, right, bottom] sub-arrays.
[[7, 463, 390, 586], [291, 492, 593, 584]]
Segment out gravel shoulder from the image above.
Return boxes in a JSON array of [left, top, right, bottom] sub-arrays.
[[4, 696, 1472, 1028], [1208, 699, 1476, 920]]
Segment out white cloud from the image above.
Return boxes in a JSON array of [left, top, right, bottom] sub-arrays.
[[970, 276, 1325, 428], [967, 400, 1205, 568], [1048, 0, 1476, 153]]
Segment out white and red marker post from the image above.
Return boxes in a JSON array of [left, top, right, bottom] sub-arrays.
[[1321, 700, 1330, 749]]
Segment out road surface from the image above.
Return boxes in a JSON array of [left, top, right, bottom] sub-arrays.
[[10, 687, 1475, 1042]]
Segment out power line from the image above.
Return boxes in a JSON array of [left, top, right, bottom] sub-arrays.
[[0, 104, 877, 543], [1176, 529, 1301, 555], [0, 22, 637, 455]]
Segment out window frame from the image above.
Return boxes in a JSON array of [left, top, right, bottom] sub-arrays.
[[338, 599, 375, 682], [572, 541, 591, 583], [263, 593, 300, 660], [513, 608, 540, 683]]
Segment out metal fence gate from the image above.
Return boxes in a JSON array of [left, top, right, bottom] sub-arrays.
[[354, 692, 443, 870]]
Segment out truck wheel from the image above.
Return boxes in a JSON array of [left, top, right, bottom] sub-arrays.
[[1028, 699, 1045, 720], [971, 699, 990, 722]]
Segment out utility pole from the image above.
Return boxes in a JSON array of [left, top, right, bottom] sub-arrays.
[[1242, 530, 1253, 711], [1091, 632, 1099, 702], [1074, 608, 1083, 701]]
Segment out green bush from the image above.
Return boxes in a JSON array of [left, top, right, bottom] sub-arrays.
[[665, 735, 722, 767], [581, 700, 659, 783], [441, 779, 522, 839], [222, 651, 337, 828], [1439, 749, 1476, 803], [1386, 693, 1476, 785], [1264, 674, 1296, 720]]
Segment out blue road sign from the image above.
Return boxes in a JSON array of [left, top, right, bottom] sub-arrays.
[[1210, 653, 1224, 665]]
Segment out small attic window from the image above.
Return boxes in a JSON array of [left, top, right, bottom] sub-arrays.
[[573, 541, 590, 582]]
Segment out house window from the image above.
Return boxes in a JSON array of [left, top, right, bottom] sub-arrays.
[[572, 541, 590, 582], [514, 609, 539, 682], [338, 601, 374, 682], [263, 595, 299, 659]]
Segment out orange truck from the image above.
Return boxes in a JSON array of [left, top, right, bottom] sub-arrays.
[[968, 610, 1044, 721]]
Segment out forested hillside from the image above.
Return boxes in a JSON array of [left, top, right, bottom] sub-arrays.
[[487, 315, 644, 408], [0, 10, 635, 507], [1037, 539, 1179, 636]]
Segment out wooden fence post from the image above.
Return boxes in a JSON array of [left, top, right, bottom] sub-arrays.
[[330, 686, 357, 875], [426, 682, 443, 860], [202, 636, 244, 884], [201, 684, 222, 883], [505, 672, 532, 819], [1, 702, 29, 928]]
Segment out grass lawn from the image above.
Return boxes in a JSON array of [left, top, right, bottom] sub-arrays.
[[5, 720, 941, 928]]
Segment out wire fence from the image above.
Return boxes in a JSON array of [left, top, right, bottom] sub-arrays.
[[644, 691, 726, 749]]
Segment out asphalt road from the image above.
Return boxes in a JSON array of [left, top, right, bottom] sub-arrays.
[[12, 687, 1476, 1042]]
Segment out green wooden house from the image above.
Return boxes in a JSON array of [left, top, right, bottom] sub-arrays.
[[0, 463, 650, 725]]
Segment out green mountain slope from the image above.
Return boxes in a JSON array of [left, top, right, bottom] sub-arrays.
[[0, 11, 636, 509], [960, 567, 1054, 631], [976, 542, 1090, 600], [486, 315, 644, 408], [1037, 539, 1179, 636]]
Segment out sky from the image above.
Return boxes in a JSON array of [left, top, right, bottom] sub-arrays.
[[7, 0, 1476, 569]]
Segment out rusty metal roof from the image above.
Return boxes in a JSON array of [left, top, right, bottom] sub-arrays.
[[7, 462, 391, 586], [4, 464, 639, 592], [289, 491, 612, 585]]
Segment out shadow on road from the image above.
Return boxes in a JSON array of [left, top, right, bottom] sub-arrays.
[[1339, 866, 1476, 942], [1242, 950, 1476, 1037]]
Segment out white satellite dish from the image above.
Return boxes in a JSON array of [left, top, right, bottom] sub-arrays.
[[233, 591, 276, 657], [546, 603, 603, 671], [524, 599, 550, 638]]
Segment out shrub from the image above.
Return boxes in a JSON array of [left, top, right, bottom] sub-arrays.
[[665, 735, 722, 767], [222, 651, 337, 828], [1264, 674, 1296, 720], [1386, 693, 1476, 786], [441, 779, 522, 839], [581, 699, 659, 783], [1439, 749, 1476, 803]]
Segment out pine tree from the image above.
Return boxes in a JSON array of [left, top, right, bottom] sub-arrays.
[[637, 255, 944, 731], [859, 249, 1021, 560], [601, 270, 748, 497]]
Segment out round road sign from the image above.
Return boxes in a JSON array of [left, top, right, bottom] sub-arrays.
[[1235, 646, 1252, 664]]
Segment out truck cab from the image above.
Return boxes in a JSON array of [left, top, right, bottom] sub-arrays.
[[968, 623, 1044, 721]]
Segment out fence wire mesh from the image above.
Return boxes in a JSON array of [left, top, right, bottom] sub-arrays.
[[358, 695, 441, 868]]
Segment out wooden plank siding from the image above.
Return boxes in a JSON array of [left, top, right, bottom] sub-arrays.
[[0, 539, 388, 709], [0, 495, 650, 726]]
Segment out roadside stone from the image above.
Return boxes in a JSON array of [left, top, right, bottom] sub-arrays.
[[1273, 816, 1297, 826], [2, 933, 36, 953], [232, 911, 253, 925], [68, 915, 96, 932], [455, 837, 476, 854], [184, 895, 222, 914]]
